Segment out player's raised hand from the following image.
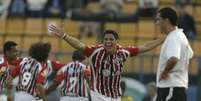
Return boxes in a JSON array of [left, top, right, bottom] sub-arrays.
[[48, 23, 65, 38]]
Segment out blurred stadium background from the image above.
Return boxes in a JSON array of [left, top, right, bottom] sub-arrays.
[[0, 0, 201, 101]]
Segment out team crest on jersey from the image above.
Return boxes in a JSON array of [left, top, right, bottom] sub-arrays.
[[102, 69, 110, 77], [68, 68, 74, 74]]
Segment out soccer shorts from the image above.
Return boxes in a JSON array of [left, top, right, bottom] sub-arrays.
[[90, 90, 121, 101], [60, 96, 88, 101], [156, 87, 186, 101], [14, 91, 36, 101], [0, 94, 7, 101]]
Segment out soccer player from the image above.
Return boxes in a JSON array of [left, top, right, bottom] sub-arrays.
[[0, 41, 21, 101], [28, 42, 64, 101], [6, 43, 54, 101], [46, 50, 91, 101], [155, 7, 193, 101], [48, 25, 164, 101]]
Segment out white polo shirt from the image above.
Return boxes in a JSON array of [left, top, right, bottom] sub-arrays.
[[156, 27, 194, 88]]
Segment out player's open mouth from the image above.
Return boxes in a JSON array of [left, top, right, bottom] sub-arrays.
[[104, 43, 113, 47]]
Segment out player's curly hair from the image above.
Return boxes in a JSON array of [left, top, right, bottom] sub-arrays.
[[29, 42, 51, 62]]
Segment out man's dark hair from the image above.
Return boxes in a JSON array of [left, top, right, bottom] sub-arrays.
[[3, 41, 17, 54], [29, 42, 51, 62], [72, 50, 85, 61], [158, 7, 178, 26], [103, 30, 119, 40]]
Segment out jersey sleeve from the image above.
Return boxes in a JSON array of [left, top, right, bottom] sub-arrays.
[[125, 46, 139, 57], [10, 65, 20, 78], [51, 61, 65, 71], [83, 45, 97, 57], [53, 73, 65, 82]]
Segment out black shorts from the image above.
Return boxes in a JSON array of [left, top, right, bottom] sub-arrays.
[[156, 87, 186, 101]]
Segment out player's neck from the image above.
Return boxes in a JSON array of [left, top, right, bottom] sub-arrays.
[[166, 25, 176, 34]]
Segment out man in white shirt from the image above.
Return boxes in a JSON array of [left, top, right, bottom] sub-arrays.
[[155, 7, 194, 101]]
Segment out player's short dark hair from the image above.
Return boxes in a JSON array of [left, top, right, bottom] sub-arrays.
[[103, 30, 119, 40], [72, 50, 85, 61], [158, 7, 178, 26], [29, 42, 51, 62], [3, 41, 17, 54]]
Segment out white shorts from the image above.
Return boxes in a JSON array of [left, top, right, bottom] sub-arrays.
[[60, 96, 88, 101], [0, 94, 7, 101], [14, 91, 36, 101], [90, 91, 120, 101]]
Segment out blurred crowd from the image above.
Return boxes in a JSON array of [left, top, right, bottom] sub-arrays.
[[0, 0, 197, 40]]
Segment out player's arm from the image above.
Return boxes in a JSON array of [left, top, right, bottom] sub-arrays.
[[6, 75, 13, 101], [48, 24, 86, 51], [159, 57, 178, 81], [138, 37, 165, 53], [36, 83, 47, 101], [36, 70, 48, 101], [46, 73, 64, 94], [6, 65, 21, 101]]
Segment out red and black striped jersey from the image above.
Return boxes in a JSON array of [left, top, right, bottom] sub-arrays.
[[53, 61, 88, 97], [0, 56, 21, 92], [10, 57, 45, 95], [83, 44, 139, 98]]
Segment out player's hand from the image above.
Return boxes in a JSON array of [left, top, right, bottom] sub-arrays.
[[159, 72, 169, 81], [48, 23, 65, 38]]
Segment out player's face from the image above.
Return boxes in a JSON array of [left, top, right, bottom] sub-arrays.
[[6, 46, 18, 60], [103, 34, 117, 54], [155, 13, 166, 34]]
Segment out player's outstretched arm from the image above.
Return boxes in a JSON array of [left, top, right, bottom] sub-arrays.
[[48, 24, 86, 51], [138, 37, 165, 53]]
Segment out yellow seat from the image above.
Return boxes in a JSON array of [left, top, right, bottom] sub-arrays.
[[0, 19, 6, 34], [104, 22, 120, 32], [23, 36, 40, 50], [189, 58, 198, 75], [60, 40, 75, 52], [64, 20, 80, 36], [6, 18, 25, 35], [0, 35, 4, 48], [4, 35, 23, 48], [25, 18, 44, 35], [119, 23, 137, 37], [138, 20, 156, 38], [192, 41, 201, 55]]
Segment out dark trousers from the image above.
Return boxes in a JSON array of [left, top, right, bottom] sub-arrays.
[[156, 87, 186, 101]]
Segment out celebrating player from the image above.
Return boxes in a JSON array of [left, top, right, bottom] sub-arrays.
[[0, 41, 21, 101], [48, 24, 164, 101], [28, 42, 64, 101]]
